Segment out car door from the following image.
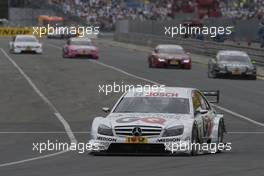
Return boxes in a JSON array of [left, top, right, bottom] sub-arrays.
[[192, 91, 204, 141], [197, 92, 214, 138]]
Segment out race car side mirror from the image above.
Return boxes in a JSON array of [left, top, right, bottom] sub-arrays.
[[200, 109, 208, 114], [102, 107, 110, 113], [196, 109, 208, 115]]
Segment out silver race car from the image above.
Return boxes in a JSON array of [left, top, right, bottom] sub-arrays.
[[9, 35, 42, 54], [89, 87, 226, 155], [208, 50, 257, 79]]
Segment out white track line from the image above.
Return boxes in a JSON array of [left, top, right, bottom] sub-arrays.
[[0, 48, 78, 168], [91, 60, 160, 85], [0, 48, 77, 144], [49, 44, 264, 128], [213, 104, 264, 127], [0, 150, 68, 168]]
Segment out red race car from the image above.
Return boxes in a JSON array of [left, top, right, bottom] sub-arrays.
[[148, 45, 192, 69], [63, 37, 99, 59]]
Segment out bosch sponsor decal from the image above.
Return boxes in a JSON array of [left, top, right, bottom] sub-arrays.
[[97, 136, 117, 142], [145, 92, 178, 97], [116, 117, 166, 125]]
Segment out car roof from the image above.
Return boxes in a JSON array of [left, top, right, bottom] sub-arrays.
[[124, 87, 195, 98], [217, 50, 248, 56], [16, 35, 36, 38], [70, 37, 91, 42], [156, 44, 183, 49]]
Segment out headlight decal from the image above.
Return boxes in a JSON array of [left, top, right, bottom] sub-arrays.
[[97, 124, 114, 136], [162, 125, 184, 137]]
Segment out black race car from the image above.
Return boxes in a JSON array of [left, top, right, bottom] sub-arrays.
[[208, 50, 257, 80]]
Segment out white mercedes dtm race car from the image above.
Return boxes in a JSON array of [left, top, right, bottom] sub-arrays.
[[89, 87, 226, 155], [9, 35, 42, 54]]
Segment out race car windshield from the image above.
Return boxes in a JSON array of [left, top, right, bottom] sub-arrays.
[[219, 55, 250, 63], [114, 97, 190, 114], [158, 47, 185, 54], [70, 41, 91, 46], [16, 37, 37, 42]]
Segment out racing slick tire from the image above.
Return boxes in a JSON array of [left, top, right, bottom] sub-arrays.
[[190, 125, 199, 156], [216, 120, 225, 153], [9, 48, 13, 54], [208, 69, 217, 78], [148, 59, 153, 68], [249, 75, 257, 80], [62, 51, 68, 58]]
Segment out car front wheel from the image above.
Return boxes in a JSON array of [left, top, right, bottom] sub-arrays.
[[208, 67, 216, 78], [190, 125, 199, 156], [148, 59, 153, 68], [216, 120, 225, 153], [62, 51, 68, 58]]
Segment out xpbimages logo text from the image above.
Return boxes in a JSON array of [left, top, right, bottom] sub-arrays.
[[32, 24, 100, 37], [165, 24, 233, 38], [165, 142, 232, 154], [32, 140, 100, 154], [98, 82, 165, 95]]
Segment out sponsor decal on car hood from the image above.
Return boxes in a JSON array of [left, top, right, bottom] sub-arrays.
[[14, 42, 40, 47], [108, 113, 191, 128], [71, 45, 96, 51], [156, 53, 187, 60]]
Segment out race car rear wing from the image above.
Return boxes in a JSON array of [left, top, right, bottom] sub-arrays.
[[201, 90, 220, 103]]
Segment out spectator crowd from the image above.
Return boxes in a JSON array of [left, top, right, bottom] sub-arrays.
[[218, 0, 264, 20], [47, 0, 264, 29], [50, 0, 196, 30]]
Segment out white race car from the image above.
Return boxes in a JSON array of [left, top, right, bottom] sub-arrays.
[[89, 87, 226, 155], [9, 35, 42, 54]]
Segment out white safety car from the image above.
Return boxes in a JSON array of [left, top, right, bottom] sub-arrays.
[[9, 35, 42, 54], [89, 87, 226, 155]]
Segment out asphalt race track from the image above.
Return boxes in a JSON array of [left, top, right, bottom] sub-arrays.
[[0, 37, 263, 176]]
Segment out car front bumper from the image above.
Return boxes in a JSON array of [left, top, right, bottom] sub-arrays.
[[13, 47, 42, 54], [67, 51, 98, 58], [154, 59, 191, 68], [89, 135, 192, 154], [214, 68, 256, 76]]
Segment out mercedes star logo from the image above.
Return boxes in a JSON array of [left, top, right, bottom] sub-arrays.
[[132, 127, 142, 136]]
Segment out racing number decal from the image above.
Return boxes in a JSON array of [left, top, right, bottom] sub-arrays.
[[116, 117, 166, 125], [125, 137, 147, 144]]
